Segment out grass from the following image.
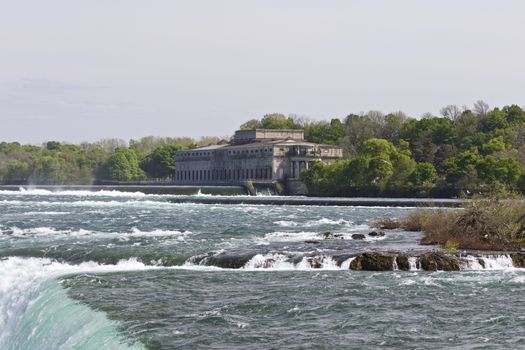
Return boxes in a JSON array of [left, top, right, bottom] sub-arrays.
[[372, 193, 525, 251]]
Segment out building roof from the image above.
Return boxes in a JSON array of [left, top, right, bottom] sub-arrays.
[[187, 144, 228, 151], [179, 138, 341, 153]]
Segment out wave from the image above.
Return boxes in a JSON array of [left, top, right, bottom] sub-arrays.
[[1, 187, 150, 197], [1, 226, 191, 240], [0, 257, 152, 350], [273, 218, 353, 227], [0, 199, 174, 208], [242, 253, 346, 270], [263, 228, 379, 242]]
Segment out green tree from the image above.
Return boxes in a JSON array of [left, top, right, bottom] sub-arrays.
[[239, 119, 262, 130], [104, 148, 145, 181], [140, 144, 183, 179], [260, 113, 301, 129]]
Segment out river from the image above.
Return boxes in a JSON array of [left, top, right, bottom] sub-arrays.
[[1, 189, 524, 349]]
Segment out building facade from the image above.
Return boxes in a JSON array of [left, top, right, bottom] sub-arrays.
[[174, 129, 343, 187]]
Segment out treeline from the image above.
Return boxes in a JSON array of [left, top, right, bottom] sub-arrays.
[[0, 136, 225, 184], [2, 102, 525, 197], [241, 103, 525, 197]]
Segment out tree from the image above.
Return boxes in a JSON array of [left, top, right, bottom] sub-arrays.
[[1, 160, 31, 184], [140, 144, 182, 179], [304, 118, 345, 145], [341, 114, 381, 156], [482, 137, 506, 155], [502, 104, 525, 125], [440, 105, 462, 122], [260, 113, 300, 129], [239, 119, 262, 130], [381, 112, 409, 142], [473, 100, 490, 116], [104, 148, 145, 181], [408, 162, 437, 194]]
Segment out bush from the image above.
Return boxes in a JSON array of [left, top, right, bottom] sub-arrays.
[[377, 193, 525, 250]]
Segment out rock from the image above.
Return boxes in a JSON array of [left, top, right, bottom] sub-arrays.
[[350, 252, 394, 271], [322, 231, 344, 239], [396, 255, 410, 271], [204, 253, 255, 269], [352, 234, 366, 240], [332, 254, 354, 267], [477, 258, 485, 269], [307, 257, 323, 269], [368, 231, 385, 237], [419, 252, 460, 271], [304, 240, 320, 244], [511, 253, 525, 268]]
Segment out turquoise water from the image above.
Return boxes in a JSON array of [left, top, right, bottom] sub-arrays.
[[1, 189, 524, 349]]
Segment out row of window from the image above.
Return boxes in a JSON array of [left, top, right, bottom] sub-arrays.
[[176, 168, 273, 182], [178, 147, 274, 158]]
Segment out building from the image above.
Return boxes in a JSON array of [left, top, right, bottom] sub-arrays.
[[175, 129, 343, 193]]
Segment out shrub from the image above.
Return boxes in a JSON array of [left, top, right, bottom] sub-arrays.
[[375, 193, 525, 250]]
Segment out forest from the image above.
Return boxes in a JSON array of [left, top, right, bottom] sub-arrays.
[[1, 101, 525, 197]]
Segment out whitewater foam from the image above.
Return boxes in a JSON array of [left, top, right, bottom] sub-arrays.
[[5, 188, 150, 197], [460, 255, 515, 271], [0, 257, 152, 350], [243, 253, 343, 271], [264, 228, 379, 242], [3, 226, 191, 241]]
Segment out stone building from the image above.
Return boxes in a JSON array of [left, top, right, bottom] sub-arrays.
[[174, 129, 343, 193]]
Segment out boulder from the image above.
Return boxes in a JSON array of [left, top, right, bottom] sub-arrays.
[[322, 231, 344, 239], [306, 257, 323, 269], [396, 255, 410, 271], [419, 252, 460, 271], [352, 234, 366, 240], [304, 240, 320, 244], [350, 252, 394, 271], [477, 258, 486, 269], [204, 253, 255, 269], [511, 253, 525, 268], [368, 231, 385, 237]]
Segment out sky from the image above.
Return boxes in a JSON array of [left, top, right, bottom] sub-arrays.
[[0, 0, 524, 144]]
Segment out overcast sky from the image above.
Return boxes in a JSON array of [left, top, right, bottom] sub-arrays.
[[1, 0, 524, 144]]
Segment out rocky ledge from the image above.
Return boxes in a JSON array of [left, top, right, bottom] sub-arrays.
[[348, 251, 525, 271]]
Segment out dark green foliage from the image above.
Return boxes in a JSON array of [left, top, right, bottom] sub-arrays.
[[296, 103, 525, 197], [2, 103, 525, 192], [140, 144, 183, 179], [0, 136, 213, 184], [240, 113, 302, 130], [102, 148, 145, 181], [303, 119, 346, 145]]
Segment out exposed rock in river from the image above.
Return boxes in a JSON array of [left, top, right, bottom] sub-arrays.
[[511, 253, 525, 268], [351, 234, 366, 240], [368, 231, 385, 237], [322, 232, 344, 239], [395, 255, 410, 271], [350, 252, 395, 271], [419, 252, 460, 271]]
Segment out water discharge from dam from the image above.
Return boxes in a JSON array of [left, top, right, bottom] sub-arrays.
[[0, 189, 524, 349]]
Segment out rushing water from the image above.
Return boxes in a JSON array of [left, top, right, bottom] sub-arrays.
[[1, 189, 524, 349]]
